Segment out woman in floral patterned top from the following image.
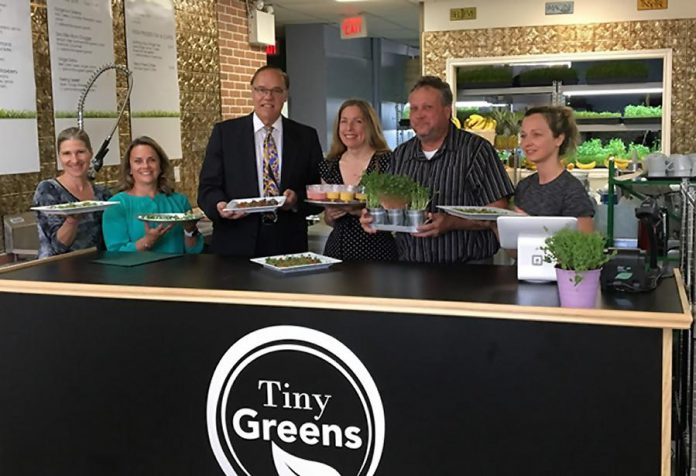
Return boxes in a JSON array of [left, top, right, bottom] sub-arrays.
[[33, 127, 111, 258]]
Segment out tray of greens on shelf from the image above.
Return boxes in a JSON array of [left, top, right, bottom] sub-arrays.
[[575, 139, 608, 169], [626, 143, 650, 160], [605, 138, 627, 158], [574, 111, 622, 124], [585, 60, 649, 84], [457, 66, 513, 88], [623, 105, 662, 123]]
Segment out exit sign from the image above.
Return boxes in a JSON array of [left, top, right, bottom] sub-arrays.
[[341, 16, 368, 39]]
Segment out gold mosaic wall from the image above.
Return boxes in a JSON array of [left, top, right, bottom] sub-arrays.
[[423, 19, 696, 154], [0, 0, 222, 253]]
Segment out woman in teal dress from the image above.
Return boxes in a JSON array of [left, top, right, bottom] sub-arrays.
[[102, 136, 204, 253]]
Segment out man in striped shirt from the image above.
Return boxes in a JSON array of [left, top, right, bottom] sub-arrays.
[[363, 76, 514, 263]]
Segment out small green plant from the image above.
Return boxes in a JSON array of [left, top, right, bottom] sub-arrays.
[[360, 171, 418, 209], [410, 183, 430, 210], [542, 229, 612, 285], [360, 171, 386, 208], [379, 174, 415, 204]]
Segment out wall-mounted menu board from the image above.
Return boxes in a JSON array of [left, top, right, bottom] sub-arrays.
[[0, 1, 39, 175], [47, 0, 120, 168], [125, 0, 182, 159]]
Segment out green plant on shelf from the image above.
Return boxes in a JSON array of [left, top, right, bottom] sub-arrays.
[[626, 143, 650, 160], [585, 60, 649, 83], [605, 138, 627, 158], [576, 138, 608, 166], [457, 66, 513, 87], [623, 104, 662, 118], [517, 66, 578, 85], [574, 111, 621, 119]]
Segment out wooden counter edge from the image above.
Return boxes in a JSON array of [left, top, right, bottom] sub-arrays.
[[661, 329, 672, 476], [0, 248, 95, 274], [0, 277, 690, 330]]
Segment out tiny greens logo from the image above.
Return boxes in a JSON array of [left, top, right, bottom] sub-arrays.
[[207, 326, 385, 476]]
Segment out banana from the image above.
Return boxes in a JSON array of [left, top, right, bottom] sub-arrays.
[[613, 157, 630, 170], [451, 116, 462, 129], [575, 161, 596, 170], [466, 114, 484, 128], [464, 114, 498, 131]]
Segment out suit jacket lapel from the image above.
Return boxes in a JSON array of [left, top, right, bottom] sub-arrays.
[[241, 114, 259, 197], [280, 117, 296, 189]]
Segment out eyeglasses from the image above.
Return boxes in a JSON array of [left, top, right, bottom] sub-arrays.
[[252, 86, 286, 97]]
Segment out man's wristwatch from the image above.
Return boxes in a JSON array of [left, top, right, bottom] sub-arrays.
[[184, 227, 199, 238]]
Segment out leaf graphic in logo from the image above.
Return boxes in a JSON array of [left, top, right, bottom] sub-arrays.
[[271, 441, 341, 476]]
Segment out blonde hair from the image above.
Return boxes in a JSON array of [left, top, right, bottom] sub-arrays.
[[119, 136, 174, 194], [524, 106, 579, 156], [326, 99, 390, 160]]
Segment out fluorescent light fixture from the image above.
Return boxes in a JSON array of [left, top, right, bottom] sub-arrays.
[[563, 87, 662, 97], [512, 61, 572, 68], [456, 101, 508, 108]]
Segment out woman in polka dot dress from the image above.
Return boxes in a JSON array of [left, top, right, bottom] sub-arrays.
[[319, 99, 397, 262]]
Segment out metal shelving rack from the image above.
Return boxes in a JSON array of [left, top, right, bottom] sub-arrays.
[[605, 162, 695, 475], [678, 181, 696, 476]]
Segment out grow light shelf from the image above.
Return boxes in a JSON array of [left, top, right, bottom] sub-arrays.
[[578, 123, 662, 132], [457, 85, 554, 98], [562, 82, 663, 96]]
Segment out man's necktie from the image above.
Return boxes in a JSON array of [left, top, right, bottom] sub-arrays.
[[263, 126, 280, 197]]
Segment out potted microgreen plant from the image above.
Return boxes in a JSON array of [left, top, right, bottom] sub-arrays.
[[360, 171, 387, 225], [406, 183, 431, 226], [360, 171, 419, 226], [542, 229, 612, 308]]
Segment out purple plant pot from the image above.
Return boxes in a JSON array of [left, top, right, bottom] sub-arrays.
[[555, 268, 601, 308]]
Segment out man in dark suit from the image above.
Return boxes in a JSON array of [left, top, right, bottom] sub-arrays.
[[198, 66, 323, 257]]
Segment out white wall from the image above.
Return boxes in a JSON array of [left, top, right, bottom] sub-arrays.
[[424, 0, 696, 31]]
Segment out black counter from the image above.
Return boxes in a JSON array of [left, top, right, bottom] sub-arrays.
[[0, 251, 689, 476]]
